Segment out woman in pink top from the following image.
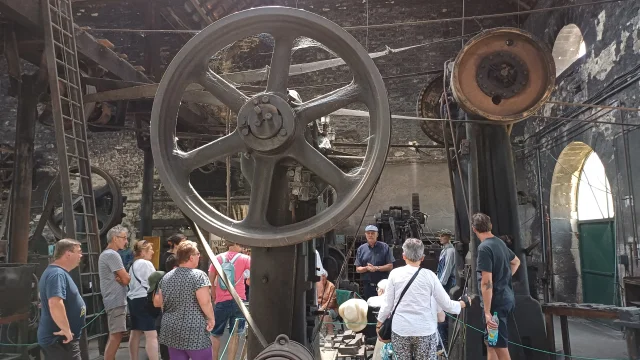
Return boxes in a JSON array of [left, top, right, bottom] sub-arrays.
[[208, 241, 251, 360]]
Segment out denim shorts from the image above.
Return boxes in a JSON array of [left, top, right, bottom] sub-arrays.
[[211, 300, 245, 337]]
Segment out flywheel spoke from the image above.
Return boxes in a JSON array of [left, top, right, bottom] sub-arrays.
[[199, 69, 250, 113], [290, 139, 356, 195], [179, 131, 245, 173], [295, 82, 362, 124], [266, 35, 295, 95], [242, 156, 277, 227]]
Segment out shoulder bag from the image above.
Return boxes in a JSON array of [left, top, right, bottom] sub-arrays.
[[131, 260, 161, 317], [378, 268, 422, 341]]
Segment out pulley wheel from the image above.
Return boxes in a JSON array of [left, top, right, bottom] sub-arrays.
[[416, 74, 451, 145], [255, 335, 313, 360], [150, 7, 391, 247], [43, 166, 124, 239], [451, 27, 555, 122]]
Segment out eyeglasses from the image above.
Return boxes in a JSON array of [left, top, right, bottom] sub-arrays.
[[116, 235, 128, 240]]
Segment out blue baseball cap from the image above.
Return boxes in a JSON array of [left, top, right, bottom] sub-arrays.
[[365, 225, 378, 232]]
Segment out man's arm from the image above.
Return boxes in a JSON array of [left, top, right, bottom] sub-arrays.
[[115, 268, 130, 285], [153, 289, 163, 308], [377, 263, 393, 272], [480, 271, 493, 311], [48, 297, 73, 342], [510, 254, 521, 275], [354, 249, 369, 273], [438, 248, 455, 285]]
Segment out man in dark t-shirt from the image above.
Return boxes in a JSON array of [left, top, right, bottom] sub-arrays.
[[472, 213, 520, 360], [38, 239, 86, 360]]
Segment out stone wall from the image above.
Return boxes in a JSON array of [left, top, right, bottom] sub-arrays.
[[515, 0, 640, 303], [1, 0, 520, 246]]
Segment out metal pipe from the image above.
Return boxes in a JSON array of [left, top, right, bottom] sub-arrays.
[[535, 142, 549, 302], [331, 142, 444, 148], [9, 74, 39, 264], [466, 120, 479, 296], [620, 110, 639, 269]]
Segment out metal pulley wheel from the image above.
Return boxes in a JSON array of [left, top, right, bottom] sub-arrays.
[[451, 27, 555, 122], [43, 166, 124, 239], [151, 7, 391, 247], [255, 335, 314, 360], [416, 74, 451, 145]]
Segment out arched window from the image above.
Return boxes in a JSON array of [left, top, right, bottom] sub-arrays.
[[577, 151, 614, 220], [552, 24, 587, 76]]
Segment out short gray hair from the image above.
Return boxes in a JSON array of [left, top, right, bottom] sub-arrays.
[[402, 238, 424, 262], [54, 239, 81, 260], [107, 225, 128, 243]]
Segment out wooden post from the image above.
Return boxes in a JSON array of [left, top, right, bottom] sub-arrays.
[[559, 315, 571, 357], [544, 312, 556, 354], [8, 73, 40, 264]]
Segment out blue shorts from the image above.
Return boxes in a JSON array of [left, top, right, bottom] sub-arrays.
[[127, 297, 157, 331], [482, 302, 514, 349], [211, 300, 245, 337]]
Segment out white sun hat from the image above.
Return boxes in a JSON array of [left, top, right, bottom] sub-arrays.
[[338, 298, 369, 332]]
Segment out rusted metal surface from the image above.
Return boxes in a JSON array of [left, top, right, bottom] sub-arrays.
[[416, 73, 451, 145], [451, 27, 555, 123]]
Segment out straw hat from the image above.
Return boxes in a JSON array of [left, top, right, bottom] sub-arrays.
[[338, 298, 368, 332]]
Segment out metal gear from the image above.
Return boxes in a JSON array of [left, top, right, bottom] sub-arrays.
[[43, 166, 124, 239], [255, 335, 314, 360], [451, 27, 555, 123], [150, 7, 391, 247]]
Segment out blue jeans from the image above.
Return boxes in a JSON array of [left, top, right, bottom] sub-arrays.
[[211, 300, 245, 337]]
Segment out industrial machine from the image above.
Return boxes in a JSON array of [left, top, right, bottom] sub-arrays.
[[148, 6, 557, 360]]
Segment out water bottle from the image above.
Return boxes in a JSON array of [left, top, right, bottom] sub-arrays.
[[487, 312, 499, 346]]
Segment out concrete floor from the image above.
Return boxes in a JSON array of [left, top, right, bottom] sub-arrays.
[[88, 328, 246, 360], [550, 316, 628, 359], [87, 317, 626, 360]]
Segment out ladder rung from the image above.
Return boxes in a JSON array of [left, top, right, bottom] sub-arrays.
[[48, 3, 72, 21], [74, 212, 96, 217], [64, 133, 86, 142], [69, 172, 91, 179], [52, 40, 75, 54], [60, 96, 82, 107], [67, 154, 88, 161], [76, 232, 98, 236], [81, 292, 102, 298], [51, 23, 74, 40], [56, 72, 80, 87]]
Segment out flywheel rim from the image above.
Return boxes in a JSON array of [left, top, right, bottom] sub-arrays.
[[451, 27, 555, 123], [151, 6, 390, 247]]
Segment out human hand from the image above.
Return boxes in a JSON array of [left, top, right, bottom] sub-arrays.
[[54, 328, 73, 343], [460, 294, 472, 308], [206, 318, 215, 332], [366, 264, 375, 272], [485, 313, 498, 330], [115, 275, 123, 284]]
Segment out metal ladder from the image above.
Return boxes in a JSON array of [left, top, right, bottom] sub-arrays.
[[42, 0, 108, 352]]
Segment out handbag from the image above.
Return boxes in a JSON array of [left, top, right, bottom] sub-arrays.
[[378, 268, 422, 341]]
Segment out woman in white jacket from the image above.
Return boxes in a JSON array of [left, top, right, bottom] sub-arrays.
[[376, 238, 469, 360]]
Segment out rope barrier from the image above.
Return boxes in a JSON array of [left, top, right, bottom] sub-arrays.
[[444, 313, 627, 360], [0, 309, 106, 347]]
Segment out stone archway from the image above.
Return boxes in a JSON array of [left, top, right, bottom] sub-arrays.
[[549, 141, 593, 302], [552, 24, 586, 76]]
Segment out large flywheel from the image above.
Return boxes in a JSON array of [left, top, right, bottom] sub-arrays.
[[150, 7, 390, 247]]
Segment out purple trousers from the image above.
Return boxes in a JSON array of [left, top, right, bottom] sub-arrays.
[[168, 347, 212, 360]]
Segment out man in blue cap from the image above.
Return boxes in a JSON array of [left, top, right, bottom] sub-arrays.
[[354, 225, 395, 300]]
